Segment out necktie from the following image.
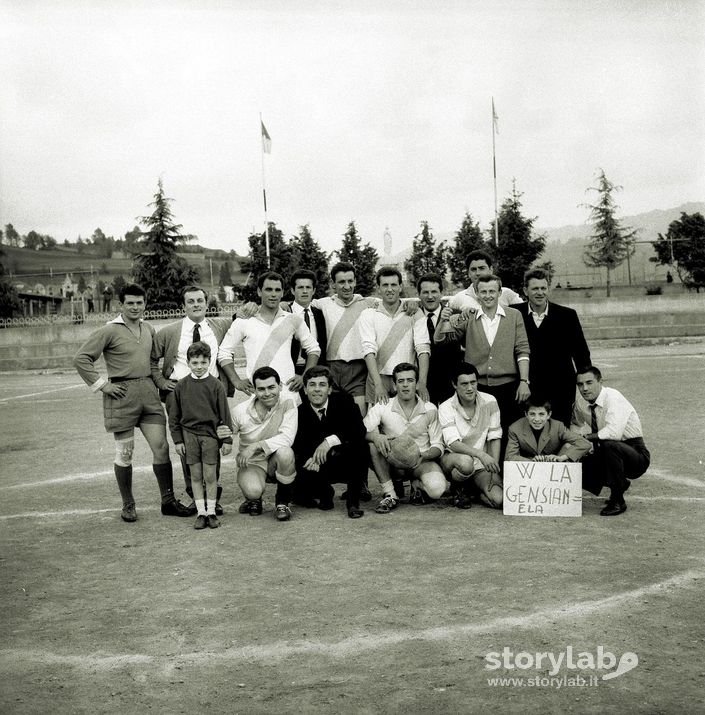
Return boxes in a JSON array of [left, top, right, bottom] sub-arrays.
[[301, 308, 311, 359], [589, 403, 598, 434], [427, 312, 435, 341], [193, 323, 201, 343], [317, 407, 326, 420]]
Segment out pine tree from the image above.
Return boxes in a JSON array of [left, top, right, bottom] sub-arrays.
[[581, 170, 637, 297], [446, 212, 488, 286], [404, 221, 447, 287], [289, 224, 330, 297], [337, 221, 379, 297], [132, 179, 200, 309], [493, 184, 546, 290], [242, 222, 291, 301], [0, 246, 21, 318]]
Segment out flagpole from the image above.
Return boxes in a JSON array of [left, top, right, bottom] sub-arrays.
[[492, 97, 499, 246], [260, 113, 271, 268]]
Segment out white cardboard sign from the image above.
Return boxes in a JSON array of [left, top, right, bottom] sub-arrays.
[[503, 461, 582, 517]]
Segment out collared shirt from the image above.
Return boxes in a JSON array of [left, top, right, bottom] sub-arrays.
[[364, 396, 443, 453], [218, 308, 320, 385], [231, 395, 298, 456], [571, 386, 644, 441], [170, 317, 219, 380], [291, 301, 318, 366], [438, 392, 502, 470], [476, 305, 506, 346], [449, 284, 523, 313], [311, 398, 341, 447], [424, 306, 442, 337], [359, 303, 430, 375], [529, 301, 549, 328], [312, 294, 375, 362]]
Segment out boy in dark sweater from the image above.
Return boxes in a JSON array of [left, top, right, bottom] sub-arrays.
[[168, 342, 233, 529]]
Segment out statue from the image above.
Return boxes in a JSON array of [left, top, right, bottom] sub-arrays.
[[383, 227, 392, 257]]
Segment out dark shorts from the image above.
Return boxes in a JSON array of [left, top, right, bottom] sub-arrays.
[[328, 359, 367, 397], [365, 373, 395, 406], [183, 432, 220, 465], [103, 377, 166, 433]]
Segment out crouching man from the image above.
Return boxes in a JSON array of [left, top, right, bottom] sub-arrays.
[[292, 366, 366, 518], [364, 362, 447, 514], [438, 362, 503, 509], [231, 367, 298, 521]]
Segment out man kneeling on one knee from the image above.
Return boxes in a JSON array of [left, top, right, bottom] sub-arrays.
[[438, 362, 503, 509], [364, 362, 447, 514], [231, 366, 298, 521]]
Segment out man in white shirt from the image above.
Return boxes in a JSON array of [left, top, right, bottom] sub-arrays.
[[218, 272, 320, 401], [288, 269, 327, 376], [364, 363, 447, 513], [572, 366, 651, 516], [359, 267, 431, 406], [449, 250, 523, 313], [231, 366, 298, 521]]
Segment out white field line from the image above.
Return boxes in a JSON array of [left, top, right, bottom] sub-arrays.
[[0, 384, 83, 403], [647, 467, 705, 489], [1, 565, 703, 670]]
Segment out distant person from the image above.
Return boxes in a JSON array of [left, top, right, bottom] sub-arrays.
[[102, 284, 114, 312], [449, 250, 523, 313], [506, 395, 591, 463], [167, 342, 233, 530], [666, 270, 673, 284], [571, 366, 651, 516], [515, 268, 591, 426], [73, 283, 192, 522]]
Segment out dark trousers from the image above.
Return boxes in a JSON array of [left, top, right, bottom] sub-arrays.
[[295, 445, 366, 506], [478, 380, 522, 461], [581, 437, 651, 497]]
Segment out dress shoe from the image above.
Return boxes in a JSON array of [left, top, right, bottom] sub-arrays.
[[161, 499, 193, 517], [215, 502, 224, 516], [238, 499, 252, 514], [347, 505, 364, 519], [194, 515, 208, 530], [121, 503, 137, 522], [207, 515, 220, 529], [600, 500, 627, 516], [184, 500, 198, 516]]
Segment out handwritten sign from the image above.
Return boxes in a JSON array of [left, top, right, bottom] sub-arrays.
[[503, 461, 582, 517]]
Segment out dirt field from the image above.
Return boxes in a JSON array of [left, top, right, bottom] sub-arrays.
[[1, 343, 704, 714]]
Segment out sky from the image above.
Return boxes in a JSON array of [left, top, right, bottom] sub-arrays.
[[1, 0, 704, 257]]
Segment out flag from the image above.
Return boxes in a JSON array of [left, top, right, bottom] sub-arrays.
[[261, 120, 272, 154], [492, 98, 499, 135]]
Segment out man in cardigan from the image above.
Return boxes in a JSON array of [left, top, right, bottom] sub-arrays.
[[515, 268, 591, 426], [436, 274, 530, 459], [151, 285, 234, 513]]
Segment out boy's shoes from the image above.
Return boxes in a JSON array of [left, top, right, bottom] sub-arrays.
[[207, 515, 220, 529], [161, 499, 193, 517], [275, 504, 292, 521], [194, 515, 208, 530], [215, 502, 224, 516], [121, 503, 137, 522]]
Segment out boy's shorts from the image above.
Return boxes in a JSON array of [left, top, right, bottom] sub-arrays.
[[103, 377, 166, 433], [328, 359, 367, 397], [183, 432, 220, 465]]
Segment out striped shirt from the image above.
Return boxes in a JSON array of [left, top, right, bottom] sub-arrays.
[[231, 395, 298, 456], [312, 295, 375, 362], [364, 396, 443, 453]]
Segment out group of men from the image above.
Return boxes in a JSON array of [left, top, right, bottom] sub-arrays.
[[74, 249, 650, 523]]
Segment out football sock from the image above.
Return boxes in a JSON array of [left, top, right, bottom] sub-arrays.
[[114, 464, 134, 506], [380, 480, 398, 500], [195, 498, 206, 516], [153, 462, 175, 503]]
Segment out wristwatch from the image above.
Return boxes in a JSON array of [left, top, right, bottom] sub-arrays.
[[520, 379, 530, 384]]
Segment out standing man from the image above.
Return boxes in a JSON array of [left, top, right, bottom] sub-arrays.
[[293, 366, 366, 518], [449, 250, 523, 313], [417, 273, 462, 405], [231, 367, 298, 521], [359, 267, 431, 406], [151, 285, 234, 514], [364, 363, 447, 513], [515, 268, 591, 426], [572, 366, 651, 516], [218, 272, 320, 400], [288, 269, 327, 376], [436, 273, 530, 456], [438, 363, 503, 509], [74, 283, 192, 522]]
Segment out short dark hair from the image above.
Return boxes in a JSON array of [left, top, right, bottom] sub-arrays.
[[119, 283, 146, 302], [476, 273, 503, 289], [182, 285, 208, 303], [302, 365, 333, 386], [416, 273, 443, 293], [375, 266, 402, 285], [291, 269, 317, 289], [465, 250, 494, 270], [452, 362, 480, 383], [330, 262, 355, 282], [576, 365, 602, 381], [525, 394, 552, 411], [257, 272, 284, 289], [186, 340, 212, 361], [523, 268, 550, 286], [252, 366, 281, 385], [392, 362, 418, 381]]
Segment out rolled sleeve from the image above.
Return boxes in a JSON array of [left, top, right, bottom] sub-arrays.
[[217, 320, 244, 366], [295, 317, 321, 357], [358, 309, 378, 357], [363, 403, 383, 433], [412, 313, 431, 356]]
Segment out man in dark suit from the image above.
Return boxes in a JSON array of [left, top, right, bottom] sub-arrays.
[[289, 269, 327, 375], [417, 273, 462, 405], [515, 268, 591, 426], [292, 366, 366, 518]]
